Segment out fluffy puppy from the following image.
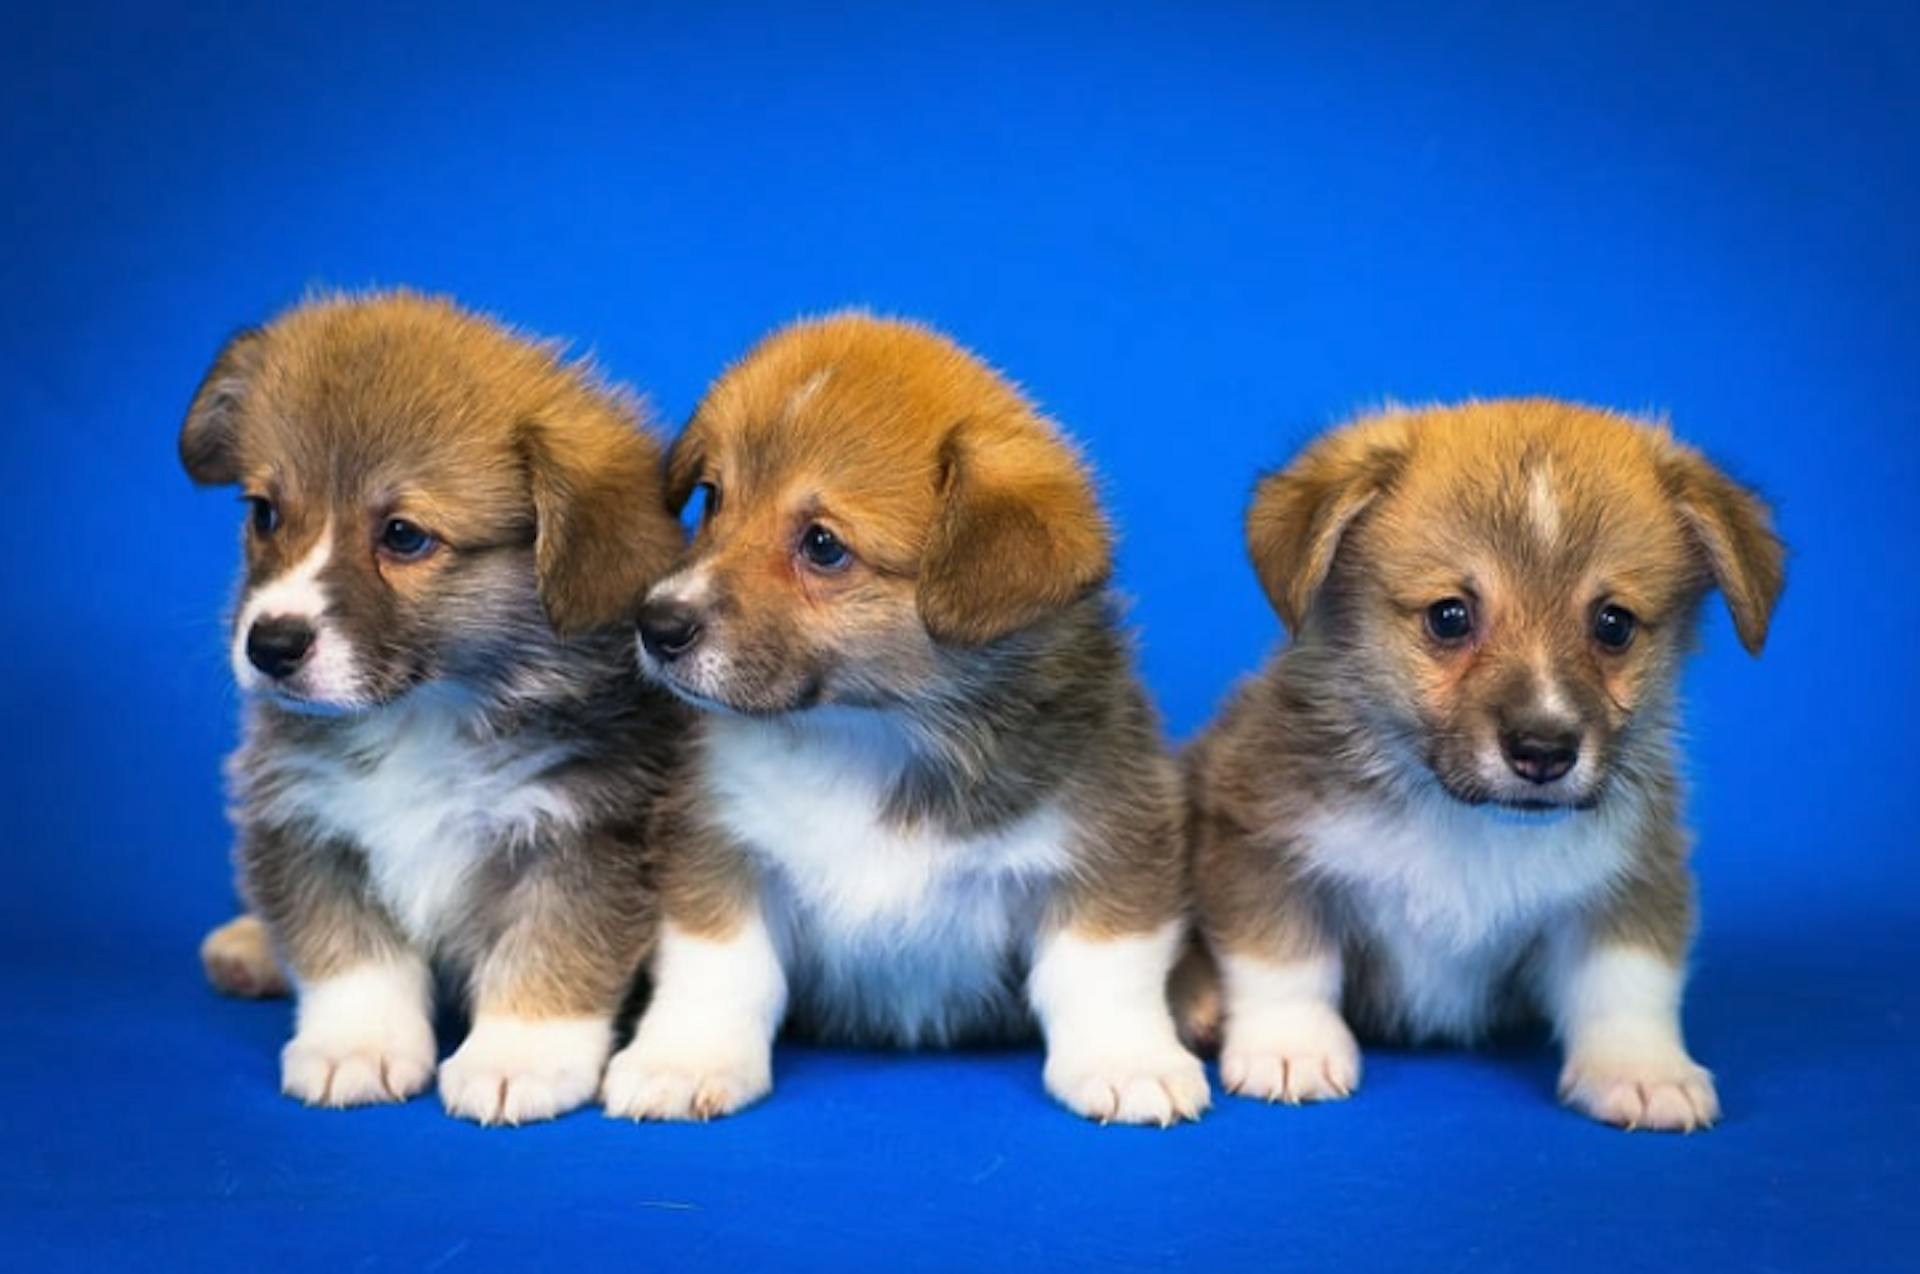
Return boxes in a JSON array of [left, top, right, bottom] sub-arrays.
[[181, 291, 684, 1124], [602, 313, 1207, 1126], [1189, 399, 1783, 1131]]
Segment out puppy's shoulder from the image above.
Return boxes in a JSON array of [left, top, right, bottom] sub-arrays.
[[1186, 651, 1303, 810]]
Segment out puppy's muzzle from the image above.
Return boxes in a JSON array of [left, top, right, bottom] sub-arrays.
[[246, 616, 316, 680], [637, 598, 705, 663], [1499, 718, 1582, 786]]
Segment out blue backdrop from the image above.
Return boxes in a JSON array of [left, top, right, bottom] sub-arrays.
[[3, 3, 1914, 1270]]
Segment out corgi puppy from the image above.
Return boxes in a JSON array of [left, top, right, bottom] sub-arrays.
[[601, 314, 1208, 1126], [181, 291, 684, 1125], [1188, 399, 1784, 1131]]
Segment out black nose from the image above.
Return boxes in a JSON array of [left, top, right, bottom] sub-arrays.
[[1501, 727, 1581, 785], [246, 617, 315, 679], [637, 599, 704, 663]]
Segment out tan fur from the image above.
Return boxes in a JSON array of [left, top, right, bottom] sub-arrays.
[[467, 829, 662, 1019], [188, 293, 682, 1009], [199, 913, 290, 998], [647, 781, 764, 942], [1192, 398, 1783, 1129], [1168, 939, 1223, 1050], [651, 313, 1174, 945], [184, 291, 681, 638], [183, 292, 686, 1122], [616, 314, 1201, 1124], [667, 312, 1111, 647]]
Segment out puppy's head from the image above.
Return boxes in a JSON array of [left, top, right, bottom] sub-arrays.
[[1249, 399, 1784, 812], [180, 291, 680, 713], [638, 313, 1109, 715]]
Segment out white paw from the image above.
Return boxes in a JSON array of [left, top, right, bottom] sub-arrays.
[[1220, 1001, 1361, 1104], [601, 1037, 772, 1122], [1560, 1044, 1719, 1132], [438, 1016, 612, 1126], [1044, 1043, 1211, 1126], [281, 962, 436, 1108], [282, 1033, 435, 1107]]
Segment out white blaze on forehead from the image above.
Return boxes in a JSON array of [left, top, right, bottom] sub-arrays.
[[230, 518, 360, 702], [1528, 461, 1561, 543], [782, 367, 833, 422]]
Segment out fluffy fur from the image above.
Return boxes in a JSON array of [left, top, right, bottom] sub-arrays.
[[1188, 398, 1784, 1130], [605, 313, 1207, 1125], [181, 291, 685, 1124]]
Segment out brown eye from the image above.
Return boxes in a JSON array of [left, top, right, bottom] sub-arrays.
[[1593, 603, 1637, 651], [1425, 597, 1473, 644], [244, 496, 278, 536], [798, 523, 851, 571], [379, 518, 436, 561]]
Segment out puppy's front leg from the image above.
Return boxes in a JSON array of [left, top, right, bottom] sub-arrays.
[[1547, 859, 1717, 1132], [1193, 808, 1360, 1104], [439, 833, 651, 1126], [1214, 942, 1359, 1105], [603, 912, 785, 1122], [1549, 939, 1717, 1132], [245, 825, 436, 1107], [603, 826, 785, 1122], [1029, 917, 1210, 1126]]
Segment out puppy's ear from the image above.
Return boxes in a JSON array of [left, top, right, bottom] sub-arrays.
[[917, 423, 1112, 645], [663, 420, 706, 514], [1247, 418, 1407, 633], [1663, 445, 1785, 655], [179, 328, 266, 485], [521, 393, 684, 635]]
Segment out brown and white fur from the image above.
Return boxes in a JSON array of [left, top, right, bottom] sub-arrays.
[[602, 313, 1207, 1125], [181, 292, 684, 1125], [1188, 399, 1784, 1131]]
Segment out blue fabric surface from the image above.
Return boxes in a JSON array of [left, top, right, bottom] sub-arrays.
[[2, 2, 1915, 1269], [7, 924, 1913, 1270]]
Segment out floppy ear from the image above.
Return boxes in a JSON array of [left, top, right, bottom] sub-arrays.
[[663, 420, 706, 514], [1663, 445, 1785, 655], [917, 423, 1112, 646], [520, 396, 685, 635], [179, 327, 266, 485], [1246, 419, 1407, 633]]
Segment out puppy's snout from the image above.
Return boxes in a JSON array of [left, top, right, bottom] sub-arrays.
[[246, 617, 315, 680], [638, 599, 705, 663], [1500, 721, 1582, 785]]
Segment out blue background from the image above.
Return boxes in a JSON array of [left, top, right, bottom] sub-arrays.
[[3, 2, 1914, 1269]]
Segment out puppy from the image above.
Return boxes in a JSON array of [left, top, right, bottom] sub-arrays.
[[1189, 399, 1783, 1131], [601, 313, 1207, 1125], [181, 291, 684, 1124]]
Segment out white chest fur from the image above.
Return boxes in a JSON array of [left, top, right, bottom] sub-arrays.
[[1298, 792, 1637, 1040], [258, 690, 581, 943], [701, 711, 1072, 1045]]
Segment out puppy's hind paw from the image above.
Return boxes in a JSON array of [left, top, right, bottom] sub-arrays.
[[201, 915, 290, 999]]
